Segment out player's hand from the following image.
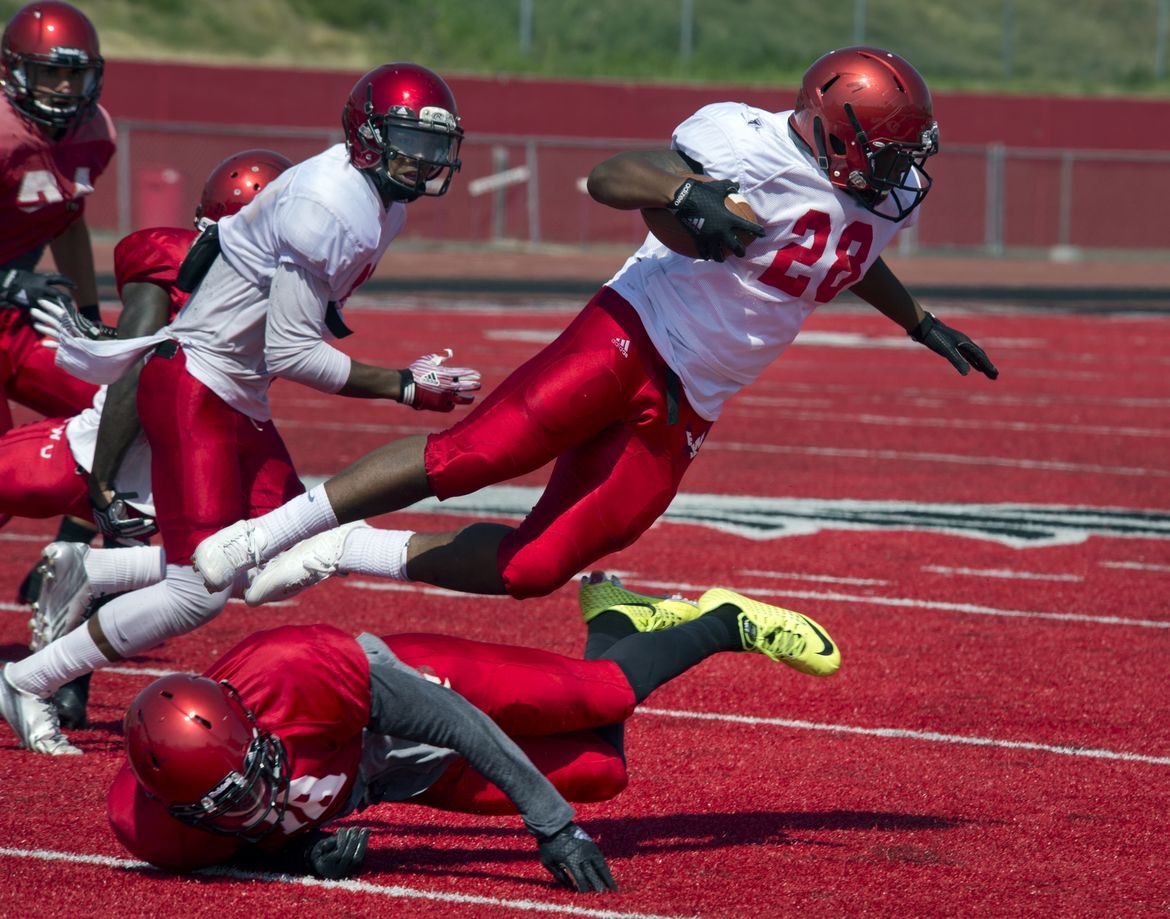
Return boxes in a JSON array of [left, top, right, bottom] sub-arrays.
[[669, 178, 764, 262], [536, 822, 617, 893], [295, 826, 369, 880], [30, 296, 116, 346], [0, 268, 75, 311], [908, 312, 999, 380], [398, 348, 482, 412], [89, 487, 157, 542]]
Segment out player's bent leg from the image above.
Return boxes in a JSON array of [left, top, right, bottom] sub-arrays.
[[698, 589, 841, 677], [96, 566, 231, 658]]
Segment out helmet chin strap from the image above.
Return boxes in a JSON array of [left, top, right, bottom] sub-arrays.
[[366, 165, 420, 205]]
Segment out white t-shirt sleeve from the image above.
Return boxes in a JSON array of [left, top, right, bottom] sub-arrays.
[[264, 262, 351, 393], [275, 194, 363, 293], [671, 104, 745, 186]]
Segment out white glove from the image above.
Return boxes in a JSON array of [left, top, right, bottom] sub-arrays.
[[399, 348, 481, 412], [30, 296, 116, 349]]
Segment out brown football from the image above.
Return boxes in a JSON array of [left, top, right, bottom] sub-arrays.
[[641, 174, 760, 259]]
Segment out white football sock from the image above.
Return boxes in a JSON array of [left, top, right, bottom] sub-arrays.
[[6, 623, 110, 698], [84, 545, 167, 597], [339, 527, 413, 580], [6, 566, 230, 697], [255, 484, 339, 560]]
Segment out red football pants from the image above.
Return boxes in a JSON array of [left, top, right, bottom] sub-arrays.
[[0, 311, 98, 435], [425, 287, 713, 599], [0, 416, 90, 521], [386, 632, 637, 813], [137, 344, 304, 564]]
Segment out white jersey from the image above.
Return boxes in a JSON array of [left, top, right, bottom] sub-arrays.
[[607, 103, 919, 421], [65, 387, 155, 516], [162, 144, 407, 420]]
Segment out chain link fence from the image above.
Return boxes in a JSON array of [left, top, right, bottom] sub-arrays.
[[93, 119, 1170, 257]]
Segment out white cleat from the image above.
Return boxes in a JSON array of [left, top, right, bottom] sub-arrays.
[[0, 666, 82, 756], [244, 521, 369, 607], [193, 519, 269, 593], [29, 542, 93, 652]]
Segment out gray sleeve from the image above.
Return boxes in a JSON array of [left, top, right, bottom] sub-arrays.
[[358, 633, 575, 838]]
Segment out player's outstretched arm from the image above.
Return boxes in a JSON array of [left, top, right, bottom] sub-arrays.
[[850, 257, 998, 380]]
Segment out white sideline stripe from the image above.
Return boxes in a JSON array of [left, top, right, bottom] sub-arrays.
[[1100, 560, 1170, 572], [632, 579, 1170, 629], [636, 708, 1170, 766], [708, 441, 1169, 478], [738, 568, 889, 586], [920, 565, 1083, 582], [0, 848, 685, 919], [70, 665, 1170, 769]]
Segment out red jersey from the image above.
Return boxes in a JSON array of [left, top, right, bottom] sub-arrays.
[[107, 624, 371, 870], [0, 98, 115, 266], [113, 227, 198, 319]]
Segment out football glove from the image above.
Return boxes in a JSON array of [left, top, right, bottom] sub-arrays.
[[291, 826, 369, 880], [536, 822, 617, 893], [908, 312, 999, 380], [0, 269, 75, 311], [29, 296, 117, 348], [398, 348, 482, 413], [90, 491, 157, 543], [669, 178, 764, 262]]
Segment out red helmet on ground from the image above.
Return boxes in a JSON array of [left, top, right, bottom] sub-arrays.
[[1, 1, 103, 130], [789, 46, 938, 221], [124, 673, 288, 841], [342, 62, 463, 201], [195, 148, 293, 226]]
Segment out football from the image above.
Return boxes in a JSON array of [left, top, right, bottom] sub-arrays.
[[641, 175, 761, 259]]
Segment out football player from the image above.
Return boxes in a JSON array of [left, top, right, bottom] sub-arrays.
[[1, 64, 480, 755], [108, 578, 831, 890], [191, 48, 998, 615], [1, 149, 292, 731], [0, 1, 115, 598]]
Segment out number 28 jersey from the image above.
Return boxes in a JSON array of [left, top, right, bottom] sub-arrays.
[[607, 102, 919, 422]]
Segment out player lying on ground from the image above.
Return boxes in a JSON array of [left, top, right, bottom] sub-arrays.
[[0, 64, 480, 756], [108, 576, 839, 891], [191, 46, 998, 610]]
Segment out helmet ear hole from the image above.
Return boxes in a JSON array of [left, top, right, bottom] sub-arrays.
[[829, 134, 848, 156]]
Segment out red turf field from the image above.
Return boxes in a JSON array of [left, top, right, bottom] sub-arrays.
[[1, 294, 1167, 918]]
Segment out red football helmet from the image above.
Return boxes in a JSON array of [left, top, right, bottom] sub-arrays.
[[342, 62, 463, 201], [124, 673, 289, 842], [789, 46, 938, 221], [195, 148, 293, 226], [1, 1, 103, 130]]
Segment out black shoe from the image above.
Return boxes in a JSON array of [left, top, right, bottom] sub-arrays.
[[53, 673, 92, 731], [17, 560, 44, 606]]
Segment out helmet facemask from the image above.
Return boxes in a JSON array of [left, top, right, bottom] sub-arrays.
[[839, 104, 938, 222], [354, 85, 462, 202], [169, 731, 289, 842], [4, 51, 102, 130]]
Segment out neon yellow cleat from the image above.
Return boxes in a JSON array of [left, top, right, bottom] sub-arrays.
[[698, 588, 841, 677], [578, 572, 699, 632]]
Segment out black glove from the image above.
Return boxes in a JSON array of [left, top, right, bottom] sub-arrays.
[[90, 490, 157, 542], [536, 822, 617, 893], [0, 268, 75, 310], [669, 178, 764, 262], [289, 827, 369, 880], [908, 312, 999, 380]]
